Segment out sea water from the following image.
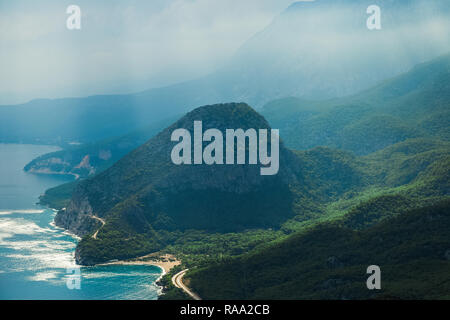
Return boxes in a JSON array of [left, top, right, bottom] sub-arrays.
[[0, 144, 162, 300]]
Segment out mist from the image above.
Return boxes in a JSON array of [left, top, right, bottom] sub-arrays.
[[223, 0, 450, 102], [1, 0, 449, 105], [0, 0, 294, 104]]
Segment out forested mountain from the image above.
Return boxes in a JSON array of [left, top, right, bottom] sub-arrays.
[[55, 104, 307, 264]]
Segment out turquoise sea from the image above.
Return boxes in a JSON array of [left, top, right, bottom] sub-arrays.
[[0, 144, 162, 300]]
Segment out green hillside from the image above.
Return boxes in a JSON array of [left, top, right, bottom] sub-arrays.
[[179, 134, 450, 299], [261, 54, 450, 155], [187, 200, 450, 300], [39, 181, 77, 210]]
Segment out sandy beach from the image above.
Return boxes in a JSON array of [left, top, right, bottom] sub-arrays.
[[99, 253, 181, 274]]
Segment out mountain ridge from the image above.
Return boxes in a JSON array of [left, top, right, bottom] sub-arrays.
[[261, 53, 450, 155]]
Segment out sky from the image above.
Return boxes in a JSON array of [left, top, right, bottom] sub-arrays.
[[0, 0, 296, 104]]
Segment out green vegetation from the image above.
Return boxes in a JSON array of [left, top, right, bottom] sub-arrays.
[[187, 200, 450, 300], [158, 265, 193, 300], [72, 134, 449, 271], [38, 181, 77, 210]]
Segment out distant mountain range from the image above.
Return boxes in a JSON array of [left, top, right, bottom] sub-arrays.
[[2, 0, 449, 145], [261, 53, 450, 154]]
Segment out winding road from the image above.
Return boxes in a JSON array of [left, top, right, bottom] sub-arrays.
[[172, 269, 202, 300], [91, 215, 105, 239]]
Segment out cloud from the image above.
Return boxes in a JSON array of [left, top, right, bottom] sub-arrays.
[[0, 0, 294, 104]]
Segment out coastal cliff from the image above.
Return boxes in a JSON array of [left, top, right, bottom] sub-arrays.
[[54, 189, 102, 237]]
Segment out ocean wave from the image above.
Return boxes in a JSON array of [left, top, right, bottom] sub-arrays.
[[7, 252, 77, 270], [3, 239, 76, 252], [0, 218, 50, 241], [49, 221, 81, 240], [0, 209, 45, 215], [0, 218, 77, 270], [27, 271, 61, 282]]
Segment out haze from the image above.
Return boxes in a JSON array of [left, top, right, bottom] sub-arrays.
[[0, 0, 294, 104]]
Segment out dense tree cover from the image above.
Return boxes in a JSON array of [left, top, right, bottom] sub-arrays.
[[159, 145, 448, 299], [187, 200, 450, 300], [39, 181, 77, 209], [74, 135, 449, 270]]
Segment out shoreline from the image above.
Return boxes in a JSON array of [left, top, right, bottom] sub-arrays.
[[48, 209, 82, 241], [27, 168, 80, 180], [98, 253, 181, 275], [44, 203, 180, 297], [97, 254, 181, 296]]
